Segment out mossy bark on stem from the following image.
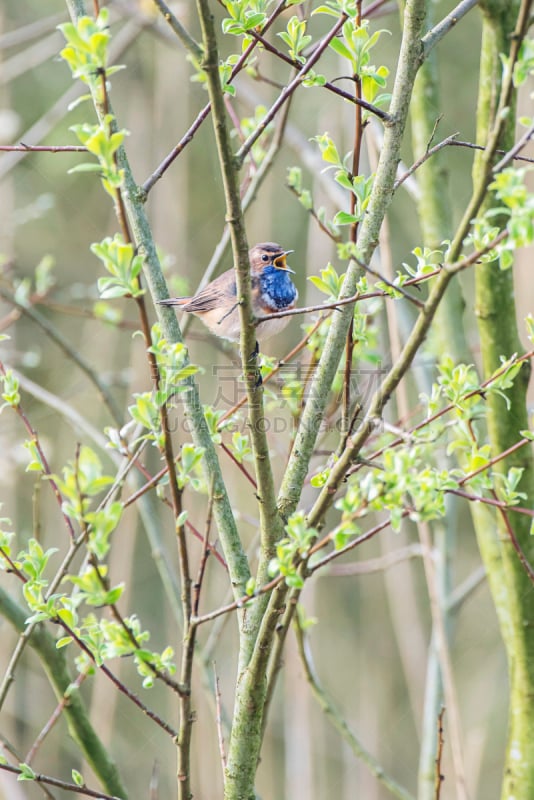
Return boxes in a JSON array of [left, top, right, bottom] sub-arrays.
[[473, 3, 534, 798], [221, 2, 428, 797], [277, 0, 427, 520], [223, 583, 288, 800], [193, 0, 284, 672], [64, 0, 250, 601]]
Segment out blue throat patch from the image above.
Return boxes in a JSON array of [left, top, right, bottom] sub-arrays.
[[260, 266, 297, 311]]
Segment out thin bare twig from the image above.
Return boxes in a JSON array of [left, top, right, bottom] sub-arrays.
[[220, 442, 258, 489], [492, 120, 534, 173], [447, 487, 534, 519], [286, 183, 342, 243], [446, 566, 486, 613], [355, 256, 425, 308], [151, 0, 203, 59], [295, 616, 414, 800], [493, 497, 534, 585], [394, 129, 534, 196], [322, 544, 424, 576], [254, 292, 361, 323], [193, 478, 216, 616], [394, 133, 460, 190], [449, 139, 534, 165], [421, 0, 479, 58], [0, 738, 57, 799], [434, 707, 446, 799], [213, 663, 227, 779], [0, 143, 86, 152]]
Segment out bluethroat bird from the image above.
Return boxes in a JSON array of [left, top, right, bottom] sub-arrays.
[[158, 242, 298, 343]]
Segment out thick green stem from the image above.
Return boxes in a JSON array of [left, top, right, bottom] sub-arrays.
[[218, 3, 427, 797], [277, 0, 428, 520], [224, 583, 289, 800], [193, 0, 284, 670], [64, 0, 250, 601], [472, 3, 534, 798]]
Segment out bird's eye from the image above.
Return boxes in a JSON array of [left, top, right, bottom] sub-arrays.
[[261, 254, 269, 262]]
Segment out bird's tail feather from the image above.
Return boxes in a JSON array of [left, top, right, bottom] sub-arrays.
[[157, 297, 190, 306]]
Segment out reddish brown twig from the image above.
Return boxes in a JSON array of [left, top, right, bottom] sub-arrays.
[[193, 478, 216, 617]]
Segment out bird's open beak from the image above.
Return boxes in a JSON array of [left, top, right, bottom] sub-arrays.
[[274, 250, 295, 273]]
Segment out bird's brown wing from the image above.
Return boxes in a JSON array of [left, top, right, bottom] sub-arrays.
[[182, 269, 236, 313]]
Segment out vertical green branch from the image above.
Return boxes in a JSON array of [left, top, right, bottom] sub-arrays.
[[63, 0, 250, 601], [471, 3, 534, 798], [193, 0, 284, 664], [278, 0, 428, 519]]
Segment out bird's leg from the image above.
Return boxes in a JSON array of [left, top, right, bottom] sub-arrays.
[[248, 340, 260, 361], [217, 302, 239, 327], [244, 340, 262, 387]]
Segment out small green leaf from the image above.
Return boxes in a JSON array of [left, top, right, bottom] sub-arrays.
[[67, 93, 92, 111], [57, 607, 76, 628], [312, 5, 341, 17], [176, 510, 188, 527], [72, 770, 84, 787], [18, 763, 37, 782], [56, 636, 74, 649], [329, 36, 354, 62], [68, 162, 103, 174], [285, 573, 304, 589], [334, 210, 360, 225], [104, 585, 124, 605]]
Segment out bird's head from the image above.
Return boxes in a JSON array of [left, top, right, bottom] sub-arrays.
[[250, 242, 295, 274]]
